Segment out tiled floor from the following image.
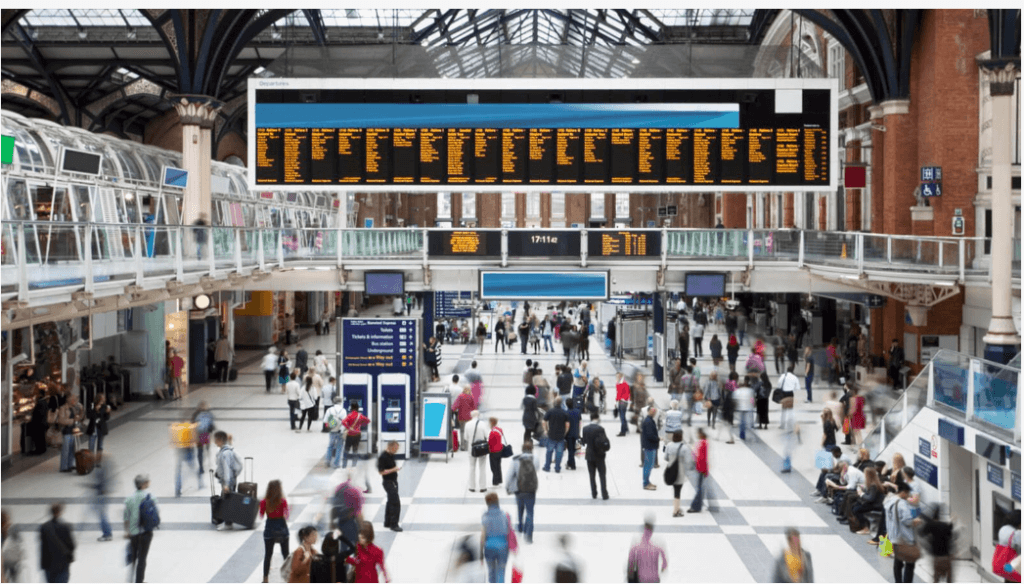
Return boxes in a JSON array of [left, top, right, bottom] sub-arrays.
[[1, 304, 975, 582]]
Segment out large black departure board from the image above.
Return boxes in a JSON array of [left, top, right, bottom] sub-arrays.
[[252, 82, 834, 189]]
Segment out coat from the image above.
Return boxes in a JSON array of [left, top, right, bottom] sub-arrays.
[[38, 518, 75, 573], [771, 549, 814, 583]]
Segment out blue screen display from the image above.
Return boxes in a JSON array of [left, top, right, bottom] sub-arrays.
[[480, 271, 608, 300], [163, 167, 188, 188], [365, 272, 404, 295], [685, 273, 726, 297]]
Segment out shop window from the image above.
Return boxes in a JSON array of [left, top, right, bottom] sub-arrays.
[[551, 192, 565, 220], [590, 193, 605, 220], [615, 193, 629, 219], [437, 192, 452, 219]]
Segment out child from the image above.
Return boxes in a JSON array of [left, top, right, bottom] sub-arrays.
[[214, 431, 243, 530], [345, 521, 390, 583]]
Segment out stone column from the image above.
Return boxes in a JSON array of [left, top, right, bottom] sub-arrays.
[[173, 98, 221, 227], [981, 62, 1021, 363]]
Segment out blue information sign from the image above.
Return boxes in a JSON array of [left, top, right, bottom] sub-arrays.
[[435, 291, 472, 318], [919, 437, 931, 458], [914, 454, 939, 488], [938, 418, 964, 446], [920, 166, 942, 181], [1013, 473, 1021, 502], [920, 182, 942, 197], [988, 462, 1005, 488], [341, 318, 418, 439]]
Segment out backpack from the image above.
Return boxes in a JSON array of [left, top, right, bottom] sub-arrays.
[[139, 494, 160, 532], [325, 408, 341, 431], [517, 456, 538, 494], [195, 411, 214, 435]]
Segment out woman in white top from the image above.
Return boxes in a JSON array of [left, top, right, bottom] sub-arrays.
[[296, 374, 318, 433], [466, 411, 490, 493]]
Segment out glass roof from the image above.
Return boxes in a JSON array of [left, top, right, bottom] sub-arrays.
[[22, 9, 150, 27], [644, 9, 755, 28]]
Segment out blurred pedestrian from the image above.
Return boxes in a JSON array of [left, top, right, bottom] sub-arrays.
[[688, 429, 709, 513], [626, 518, 666, 583], [664, 431, 688, 518], [2, 509, 24, 582], [726, 334, 740, 374], [262, 347, 278, 393], [468, 411, 490, 493], [91, 456, 114, 542], [455, 385, 477, 449], [704, 370, 721, 429], [507, 441, 538, 545], [86, 392, 110, 467], [124, 474, 158, 583], [39, 503, 74, 583], [771, 527, 814, 582], [919, 507, 954, 583], [553, 534, 581, 582], [191, 401, 215, 478], [709, 334, 723, 367], [378, 441, 403, 532], [480, 492, 518, 583], [345, 522, 390, 583]]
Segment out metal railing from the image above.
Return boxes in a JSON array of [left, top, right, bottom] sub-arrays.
[[864, 349, 1021, 459], [0, 222, 1008, 301]]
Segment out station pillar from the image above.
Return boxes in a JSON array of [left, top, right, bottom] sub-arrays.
[[174, 97, 221, 227], [980, 62, 1021, 364]]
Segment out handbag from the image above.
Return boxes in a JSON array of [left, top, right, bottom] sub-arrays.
[[842, 417, 852, 434], [693, 389, 704, 402], [46, 427, 63, 448], [994, 529, 1020, 582], [500, 430, 513, 458], [891, 500, 921, 563], [627, 560, 639, 583], [471, 420, 489, 457], [771, 388, 784, 404], [663, 443, 682, 485]]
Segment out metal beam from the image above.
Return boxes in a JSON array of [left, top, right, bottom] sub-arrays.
[[10, 23, 72, 124], [303, 9, 327, 46]]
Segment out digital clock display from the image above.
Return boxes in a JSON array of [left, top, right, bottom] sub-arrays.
[[507, 231, 581, 257]]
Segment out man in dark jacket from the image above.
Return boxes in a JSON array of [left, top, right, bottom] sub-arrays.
[[641, 407, 660, 491], [564, 399, 582, 471], [581, 412, 610, 499], [39, 502, 75, 583], [888, 338, 905, 390], [294, 343, 309, 376], [556, 365, 574, 399]]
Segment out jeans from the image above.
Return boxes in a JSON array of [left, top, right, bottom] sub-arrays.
[[59, 434, 75, 471], [287, 399, 300, 430], [484, 542, 509, 583], [739, 330, 746, 345], [489, 452, 504, 485], [689, 472, 706, 511], [520, 337, 527, 354], [327, 432, 343, 467], [175, 447, 200, 496], [44, 567, 70, 583], [738, 410, 752, 441], [893, 558, 915, 583], [130, 530, 154, 583], [264, 370, 275, 392], [196, 443, 207, 475], [618, 402, 629, 434], [383, 479, 401, 527], [544, 439, 565, 472], [495, 335, 505, 352], [805, 372, 815, 401], [89, 433, 105, 453], [343, 434, 361, 468], [217, 360, 230, 382], [565, 437, 578, 469], [642, 448, 656, 486], [263, 536, 289, 579], [516, 492, 535, 542], [693, 337, 703, 357], [587, 458, 608, 498], [94, 495, 112, 538], [543, 334, 554, 352]]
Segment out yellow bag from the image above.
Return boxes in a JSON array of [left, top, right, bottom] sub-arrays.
[[170, 422, 197, 448]]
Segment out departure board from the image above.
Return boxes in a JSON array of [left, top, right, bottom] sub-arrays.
[[587, 231, 662, 257], [507, 231, 582, 257], [252, 81, 835, 189], [427, 230, 502, 256]]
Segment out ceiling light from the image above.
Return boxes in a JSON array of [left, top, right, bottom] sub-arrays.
[[126, 27, 136, 39], [271, 29, 282, 40], [77, 29, 88, 40], [631, 58, 640, 64]]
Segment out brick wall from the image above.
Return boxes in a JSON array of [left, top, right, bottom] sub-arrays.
[[721, 192, 747, 228]]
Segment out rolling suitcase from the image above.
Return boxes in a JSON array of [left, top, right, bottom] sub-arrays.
[[237, 457, 258, 499], [219, 491, 258, 529], [228, 368, 238, 381], [210, 470, 224, 525], [74, 433, 94, 475]]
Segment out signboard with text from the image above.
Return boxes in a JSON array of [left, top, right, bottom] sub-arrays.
[[341, 318, 418, 429]]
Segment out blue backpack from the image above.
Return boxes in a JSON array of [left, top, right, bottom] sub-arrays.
[[139, 494, 160, 532]]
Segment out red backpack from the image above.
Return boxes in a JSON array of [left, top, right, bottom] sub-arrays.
[[993, 530, 1020, 582]]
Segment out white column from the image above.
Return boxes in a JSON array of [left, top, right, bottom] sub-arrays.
[[981, 63, 1021, 360], [174, 98, 221, 226]]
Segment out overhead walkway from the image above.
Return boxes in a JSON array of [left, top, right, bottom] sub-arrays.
[[2, 221, 1020, 327]]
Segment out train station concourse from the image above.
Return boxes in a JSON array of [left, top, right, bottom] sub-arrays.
[[0, 8, 1020, 584]]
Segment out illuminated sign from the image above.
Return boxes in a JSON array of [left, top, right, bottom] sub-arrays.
[[426, 230, 501, 256], [587, 231, 661, 257]]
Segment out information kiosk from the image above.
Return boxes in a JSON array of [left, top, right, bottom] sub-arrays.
[[341, 373, 373, 455], [378, 373, 411, 457]]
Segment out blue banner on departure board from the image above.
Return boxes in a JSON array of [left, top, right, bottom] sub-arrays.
[[341, 318, 418, 407], [435, 291, 472, 319]]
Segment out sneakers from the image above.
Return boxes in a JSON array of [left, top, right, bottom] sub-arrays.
[[809, 490, 821, 497], [672, 510, 684, 518], [643, 484, 657, 490], [815, 496, 832, 504], [98, 535, 113, 542], [867, 538, 879, 546]]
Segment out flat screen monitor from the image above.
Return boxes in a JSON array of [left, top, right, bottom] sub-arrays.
[[162, 166, 188, 188], [365, 272, 404, 296], [61, 148, 102, 176], [685, 272, 726, 297]]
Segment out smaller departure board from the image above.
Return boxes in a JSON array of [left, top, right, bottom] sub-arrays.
[[587, 231, 662, 257], [474, 128, 500, 184], [507, 231, 581, 257], [427, 230, 502, 256], [420, 128, 446, 183]]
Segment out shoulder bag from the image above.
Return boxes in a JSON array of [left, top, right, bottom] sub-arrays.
[[892, 500, 921, 563], [471, 420, 489, 457], [500, 429, 514, 458]]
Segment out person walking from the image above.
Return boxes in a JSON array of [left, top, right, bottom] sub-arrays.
[[259, 480, 290, 583], [468, 411, 490, 493], [787, 335, 799, 372], [285, 372, 301, 431], [734, 376, 755, 441], [692, 321, 705, 358], [688, 429, 709, 513], [615, 372, 631, 436], [377, 441, 403, 532], [542, 398, 569, 473], [297, 376, 318, 433], [578, 324, 591, 362], [726, 334, 740, 374], [517, 320, 530, 355], [341, 401, 371, 469], [454, 385, 477, 450], [717, 373, 737, 444], [581, 412, 610, 500], [487, 417, 508, 488], [288, 526, 319, 583], [771, 527, 814, 582], [626, 519, 667, 583], [345, 522, 390, 583], [480, 492, 518, 583], [703, 370, 721, 429], [476, 322, 487, 353], [677, 325, 690, 367], [664, 431, 689, 517], [89, 455, 114, 543], [261, 347, 278, 392], [215, 336, 234, 383], [124, 474, 158, 583], [191, 402, 215, 478], [294, 344, 309, 377], [324, 396, 347, 468], [494, 318, 506, 353], [754, 372, 771, 430], [2, 509, 24, 582], [565, 399, 582, 471], [886, 482, 920, 583], [641, 407, 660, 491], [214, 431, 244, 530], [668, 358, 684, 404], [507, 441, 538, 544], [709, 334, 723, 367], [803, 345, 815, 402], [521, 386, 540, 443], [541, 316, 555, 353], [39, 503, 75, 583], [86, 392, 110, 467], [55, 394, 83, 472]]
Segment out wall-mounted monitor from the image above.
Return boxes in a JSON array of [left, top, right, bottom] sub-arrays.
[[162, 166, 189, 188], [685, 272, 726, 297], [61, 148, 102, 176], [365, 272, 404, 296]]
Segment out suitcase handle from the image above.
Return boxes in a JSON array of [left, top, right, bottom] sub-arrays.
[[244, 456, 254, 484], [210, 469, 218, 497]]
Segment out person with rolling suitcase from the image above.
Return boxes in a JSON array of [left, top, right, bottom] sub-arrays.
[[214, 431, 243, 530]]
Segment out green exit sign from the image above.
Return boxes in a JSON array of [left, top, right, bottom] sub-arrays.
[[1, 135, 14, 165]]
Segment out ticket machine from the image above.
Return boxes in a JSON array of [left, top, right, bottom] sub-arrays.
[[341, 373, 373, 454], [377, 372, 411, 457]]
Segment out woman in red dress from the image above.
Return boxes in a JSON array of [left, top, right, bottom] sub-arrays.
[[849, 385, 866, 445], [346, 522, 390, 583]]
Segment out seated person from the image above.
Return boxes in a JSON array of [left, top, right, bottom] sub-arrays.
[[853, 448, 874, 472], [814, 446, 853, 502], [825, 461, 865, 521], [849, 467, 886, 534]]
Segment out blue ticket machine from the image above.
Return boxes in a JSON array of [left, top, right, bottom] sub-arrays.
[[341, 373, 373, 454], [377, 373, 410, 457]]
